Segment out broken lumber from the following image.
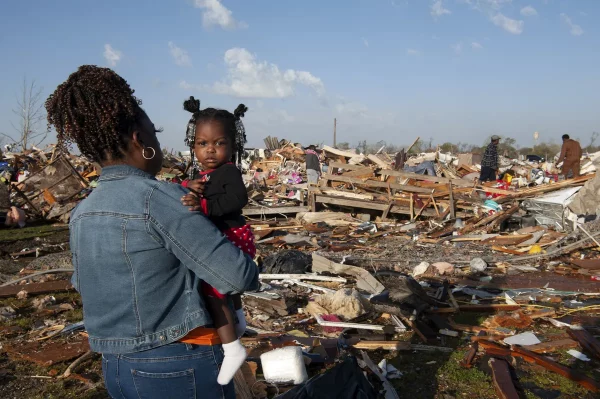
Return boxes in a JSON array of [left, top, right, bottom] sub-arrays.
[[479, 341, 600, 392], [527, 339, 579, 354], [349, 340, 412, 351], [511, 345, 600, 392], [489, 358, 520, 399], [322, 173, 432, 194], [0, 280, 74, 298], [567, 328, 600, 360]]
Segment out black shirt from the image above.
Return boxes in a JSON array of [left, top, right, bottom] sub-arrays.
[[192, 163, 248, 230], [305, 153, 320, 172]]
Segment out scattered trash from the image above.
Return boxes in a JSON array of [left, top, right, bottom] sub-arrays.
[[503, 332, 542, 346], [567, 349, 591, 362]]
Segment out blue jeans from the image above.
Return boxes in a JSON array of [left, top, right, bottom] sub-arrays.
[[102, 342, 234, 399]]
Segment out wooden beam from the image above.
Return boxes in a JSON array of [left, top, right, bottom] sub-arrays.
[[511, 345, 600, 392], [323, 173, 432, 194], [567, 328, 600, 360], [378, 168, 473, 187], [0, 280, 74, 298], [527, 339, 580, 354], [489, 358, 520, 399], [448, 182, 456, 219], [242, 206, 308, 216], [314, 194, 438, 217]]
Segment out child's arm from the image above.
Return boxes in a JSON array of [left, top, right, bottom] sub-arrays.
[[202, 165, 248, 217]]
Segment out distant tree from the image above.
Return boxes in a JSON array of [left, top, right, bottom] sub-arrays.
[[336, 142, 350, 150], [2, 78, 47, 150], [357, 140, 367, 155], [439, 142, 455, 153], [532, 141, 561, 160], [518, 147, 533, 156], [409, 139, 423, 154], [587, 132, 599, 152]]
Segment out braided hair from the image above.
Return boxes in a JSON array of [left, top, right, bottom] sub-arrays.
[[45, 65, 147, 163], [183, 97, 248, 174]]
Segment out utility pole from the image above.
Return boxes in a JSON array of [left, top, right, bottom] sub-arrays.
[[333, 118, 337, 148]]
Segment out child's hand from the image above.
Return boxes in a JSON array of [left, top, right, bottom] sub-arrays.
[[186, 179, 206, 195], [181, 193, 203, 212]]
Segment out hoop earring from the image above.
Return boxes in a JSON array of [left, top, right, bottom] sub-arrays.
[[142, 147, 156, 160]]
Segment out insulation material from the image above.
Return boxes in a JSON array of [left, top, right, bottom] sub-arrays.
[[312, 288, 370, 320]]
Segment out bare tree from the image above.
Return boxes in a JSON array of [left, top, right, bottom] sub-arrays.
[[4, 78, 46, 151]]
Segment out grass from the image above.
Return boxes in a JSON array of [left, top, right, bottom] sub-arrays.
[[0, 224, 68, 242], [388, 349, 497, 398], [519, 366, 592, 398]]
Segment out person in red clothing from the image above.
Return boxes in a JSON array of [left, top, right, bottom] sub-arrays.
[[179, 97, 256, 385]]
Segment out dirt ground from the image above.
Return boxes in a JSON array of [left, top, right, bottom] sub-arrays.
[[0, 224, 598, 399]]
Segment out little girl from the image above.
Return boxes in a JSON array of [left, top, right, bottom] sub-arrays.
[[180, 97, 256, 385]]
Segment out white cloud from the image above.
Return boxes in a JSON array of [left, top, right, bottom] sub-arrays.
[[471, 41, 483, 50], [335, 100, 368, 117], [451, 42, 463, 54], [491, 13, 524, 34], [430, 1, 451, 19], [179, 81, 195, 90], [362, 37, 369, 47], [406, 48, 421, 56], [103, 44, 122, 67], [520, 6, 537, 17], [462, 0, 512, 11], [194, 0, 247, 30], [168, 42, 192, 67], [211, 48, 325, 99], [561, 13, 583, 36]]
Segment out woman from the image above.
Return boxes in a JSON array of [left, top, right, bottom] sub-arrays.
[[45, 65, 259, 399]]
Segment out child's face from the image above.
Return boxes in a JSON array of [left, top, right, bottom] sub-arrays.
[[193, 121, 232, 170]]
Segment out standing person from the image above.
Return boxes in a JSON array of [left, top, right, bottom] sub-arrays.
[[305, 145, 320, 185], [45, 66, 258, 399], [557, 134, 582, 179], [180, 97, 255, 385], [480, 135, 500, 182]]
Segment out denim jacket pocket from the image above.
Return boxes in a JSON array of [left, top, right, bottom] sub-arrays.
[[131, 368, 196, 399]]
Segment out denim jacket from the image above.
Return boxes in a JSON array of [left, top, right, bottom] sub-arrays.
[[70, 165, 259, 354]]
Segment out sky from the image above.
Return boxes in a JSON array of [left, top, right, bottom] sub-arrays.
[[1, 0, 599, 152]]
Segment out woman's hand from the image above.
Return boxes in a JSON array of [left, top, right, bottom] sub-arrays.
[[186, 179, 206, 196], [180, 193, 204, 212]]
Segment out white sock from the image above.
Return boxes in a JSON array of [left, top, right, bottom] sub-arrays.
[[217, 339, 247, 385]]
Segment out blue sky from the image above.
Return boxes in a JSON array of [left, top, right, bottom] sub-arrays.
[[1, 0, 598, 151]]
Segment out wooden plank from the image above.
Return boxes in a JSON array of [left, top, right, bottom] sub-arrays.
[[527, 339, 580, 354], [448, 182, 455, 219], [489, 358, 520, 399], [429, 305, 521, 313], [323, 173, 432, 194], [314, 194, 438, 217], [482, 234, 533, 246], [367, 154, 391, 169], [378, 168, 473, 187], [320, 189, 374, 200], [511, 345, 600, 392], [0, 280, 74, 298], [349, 340, 412, 351], [242, 206, 308, 216], [567, 328, 600, 360]]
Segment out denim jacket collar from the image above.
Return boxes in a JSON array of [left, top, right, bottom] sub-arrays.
[[98, 165, 156, 182]]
